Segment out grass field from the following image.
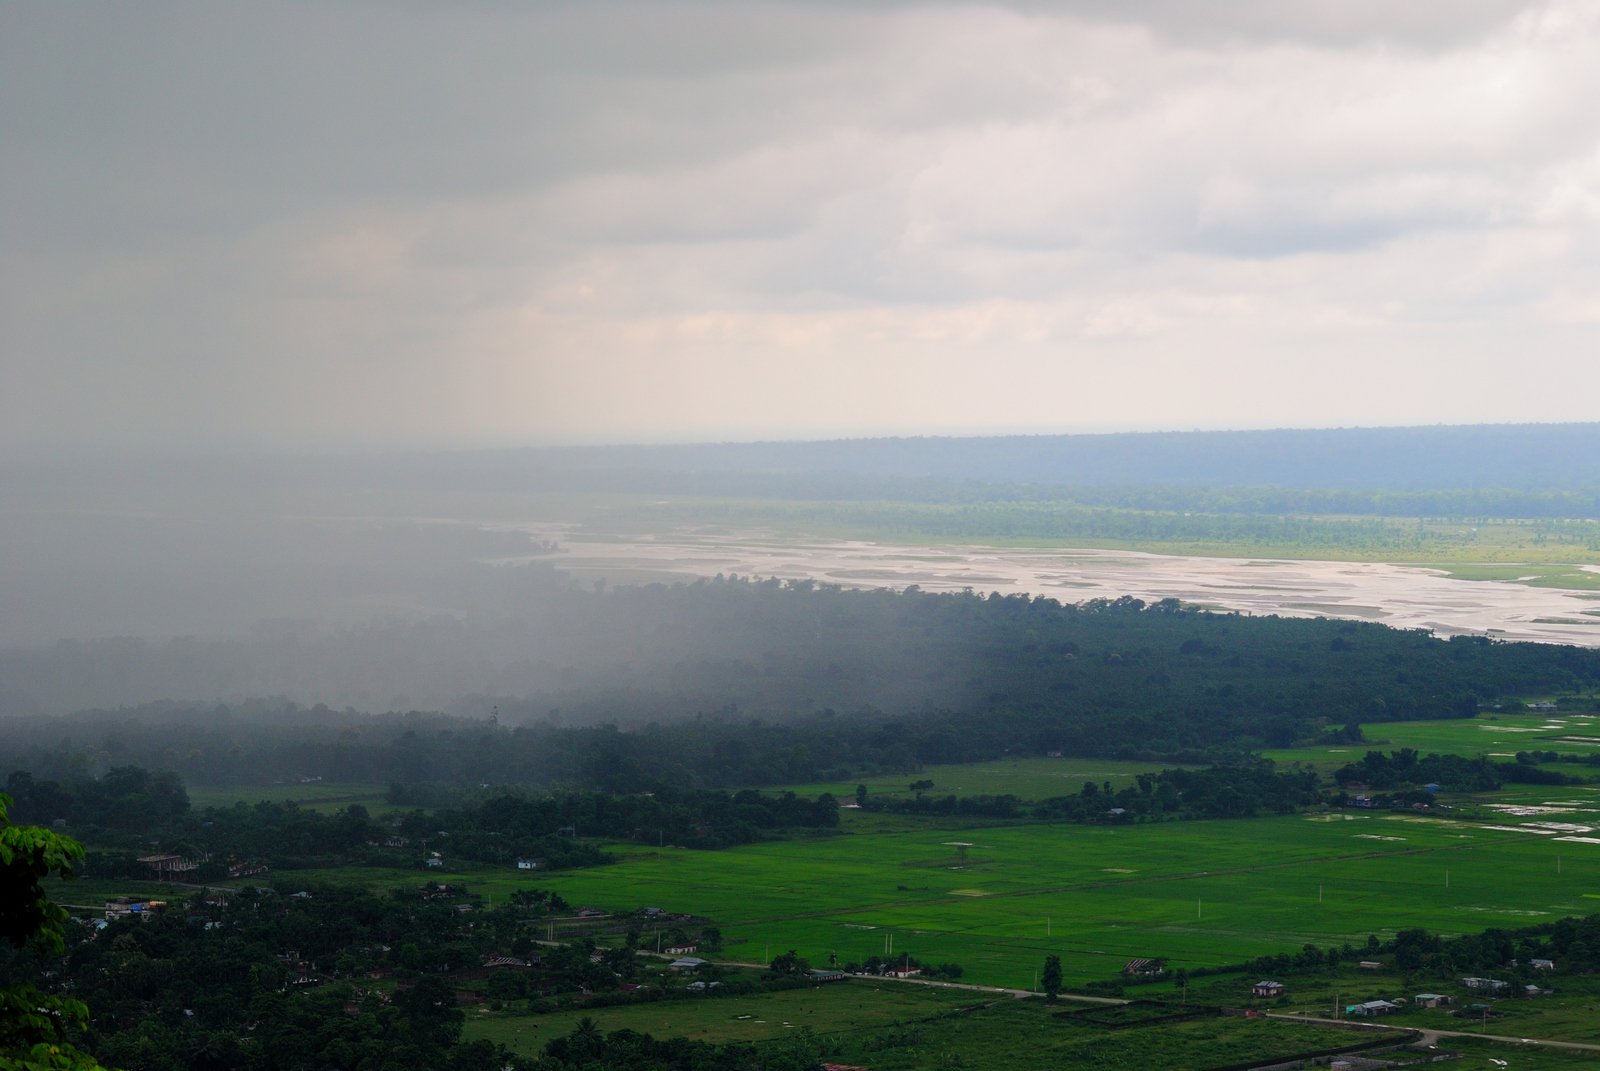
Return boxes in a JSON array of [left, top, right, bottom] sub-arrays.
[[1443, 1036, 1600, 1069], [1262, 712, 1600, 772], [503, 810, 1600, 992], [775, 757, 1181, 803], [852, 1007, 1390, 1071], [185, 780, 394, 814], [468, 985, 1406, 1071], [1432, 562, 1600, 591], [45, 877, 205, 913], [463, 979, 980, 1052]]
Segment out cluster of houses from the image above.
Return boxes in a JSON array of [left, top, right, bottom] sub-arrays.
[[1251, 966, 1557, 1018], [104, 897, 169, 921]]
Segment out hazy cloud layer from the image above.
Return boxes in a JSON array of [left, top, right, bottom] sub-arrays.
[[5, 0, 1600, 450]]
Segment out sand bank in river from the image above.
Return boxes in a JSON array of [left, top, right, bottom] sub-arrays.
[[512, 526, 1600, 648]]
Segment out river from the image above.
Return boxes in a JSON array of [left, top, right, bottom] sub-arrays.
[[509, 525, 1600, 647]]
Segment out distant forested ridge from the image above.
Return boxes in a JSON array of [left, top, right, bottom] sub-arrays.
[[14, 422, 1600, 511], [488, 422, 1600, 497], [4, 580, 1598, 787]]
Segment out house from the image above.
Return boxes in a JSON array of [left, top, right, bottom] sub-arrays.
[[1345, 1000, 1400, 1017], [425, 857, 444, 869], [808, 969, 848, 984], [664, 944, 698, 955], [515, 857, 544, 871], [1252, 981, 1286, 998], [1462, 976, 1509, 992], [137, 853, 198, 877], [883, 965, 922, 978], [1357, 961, 1383, 970], [104, 898, 167, 922], [1523, 984, 1552, 997], [1414, 993, 1454, 1008], [1529, 701, 1558, 712], [669, 957, 708, 971], [1531, 958, 1555, 971]]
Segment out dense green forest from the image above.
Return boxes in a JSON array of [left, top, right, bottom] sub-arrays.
[[7, 579, 1600, 786]]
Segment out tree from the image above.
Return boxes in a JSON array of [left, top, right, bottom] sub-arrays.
[[769, 949, 810, 976], [1041, 954, 1062, 1001], [1, 792, 110, 1070]]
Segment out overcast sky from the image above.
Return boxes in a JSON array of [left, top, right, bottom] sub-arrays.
[[5, 0, 1600, 453]]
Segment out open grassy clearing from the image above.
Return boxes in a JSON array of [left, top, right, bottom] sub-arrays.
[[775, 757, 1178, 803], [463, 979, 980, 1052], [1262, 712, 1600, 772], [513, 812, 1600, 992], [44, 877, 207, 912], [470, 983, 1405, 1071], [185, 780, 394, 814], [1442, 1035, 1600, 1069], [1431, 562, 1600, 591], [827, 999, 1400, 1071], [1173, 964, 1600, 1045]]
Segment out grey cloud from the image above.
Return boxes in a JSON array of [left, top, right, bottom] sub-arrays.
[[6, 0, 1600, 452]]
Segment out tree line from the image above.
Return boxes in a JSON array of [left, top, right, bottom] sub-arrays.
[[8, 581, 1600, 789]]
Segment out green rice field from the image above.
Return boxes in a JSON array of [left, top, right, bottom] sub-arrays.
[[776, 757, 1183, 803], [1263, 712, 1600, 772], [517, 809, 1600, 991], [470, 991, 1403, 1070], [463, 978, 980, 1050]]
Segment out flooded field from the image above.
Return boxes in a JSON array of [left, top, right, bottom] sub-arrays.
[[512, 525, 1600, 648]]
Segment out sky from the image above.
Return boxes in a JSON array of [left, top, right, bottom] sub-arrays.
[[5, 0, 1600, 453]]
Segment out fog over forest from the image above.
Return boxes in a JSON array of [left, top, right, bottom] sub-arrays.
[[5, 423, 1600, 717]]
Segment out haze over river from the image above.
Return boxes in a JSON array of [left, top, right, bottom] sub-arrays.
[[522, 526, 1600, 648]]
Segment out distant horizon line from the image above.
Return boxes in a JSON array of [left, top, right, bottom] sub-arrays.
[[10, 417, 1600, 465]]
